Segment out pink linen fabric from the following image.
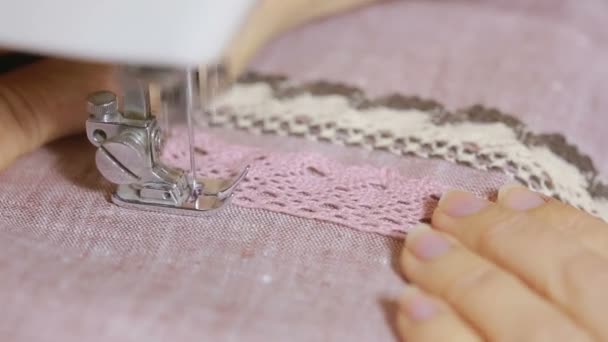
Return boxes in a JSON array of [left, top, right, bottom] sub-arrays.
[[1, 1, 607, 341], [0, 139, 405, 341]]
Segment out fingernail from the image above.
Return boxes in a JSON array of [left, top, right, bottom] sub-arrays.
[[437, 190, 489, 217], [497, 181, 521, 201], [407, 224, 451, 260], [498, 184, 546, 211], [400, 291, 438, 321]]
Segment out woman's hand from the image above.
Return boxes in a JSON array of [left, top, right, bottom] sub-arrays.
[[397, 185, 608, 341]]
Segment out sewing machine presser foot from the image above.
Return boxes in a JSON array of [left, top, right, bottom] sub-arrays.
[[84, 67, 246, 216]]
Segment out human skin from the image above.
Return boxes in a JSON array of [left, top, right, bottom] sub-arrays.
[[397, 186, 608, 341]]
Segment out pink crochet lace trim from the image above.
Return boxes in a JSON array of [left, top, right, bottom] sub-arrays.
[[163, 131, 445, 236]]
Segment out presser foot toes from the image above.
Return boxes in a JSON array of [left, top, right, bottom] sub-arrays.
[[110, 166, 249, 216]]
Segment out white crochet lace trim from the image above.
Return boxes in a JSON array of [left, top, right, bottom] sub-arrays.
[[196, 79, 608, 219]]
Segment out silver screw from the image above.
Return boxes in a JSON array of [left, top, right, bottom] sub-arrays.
[[87, 91, 118, 118]]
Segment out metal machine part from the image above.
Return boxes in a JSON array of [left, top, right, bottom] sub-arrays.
[[85, 66, 248, 215]]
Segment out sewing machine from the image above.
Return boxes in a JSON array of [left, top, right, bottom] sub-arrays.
[[0, 0, 256, 215]]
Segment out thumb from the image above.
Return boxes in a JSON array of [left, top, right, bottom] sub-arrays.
[[0, 58, 116, 170]]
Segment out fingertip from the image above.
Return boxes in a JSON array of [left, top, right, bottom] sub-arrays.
[[497, 181, 522, 201], [405, 223, 433, 245], [396, 285, 483, 342], [400, 245, 422, 280], [399, 289, 439, 322], [437, 190, 490, 217], [497, 184, 546, 211]]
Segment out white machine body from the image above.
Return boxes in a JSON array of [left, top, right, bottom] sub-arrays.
[[0, 0, 256, 67]]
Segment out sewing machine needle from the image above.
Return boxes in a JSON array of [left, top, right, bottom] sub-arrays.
[[185, 69, 199, 195]]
